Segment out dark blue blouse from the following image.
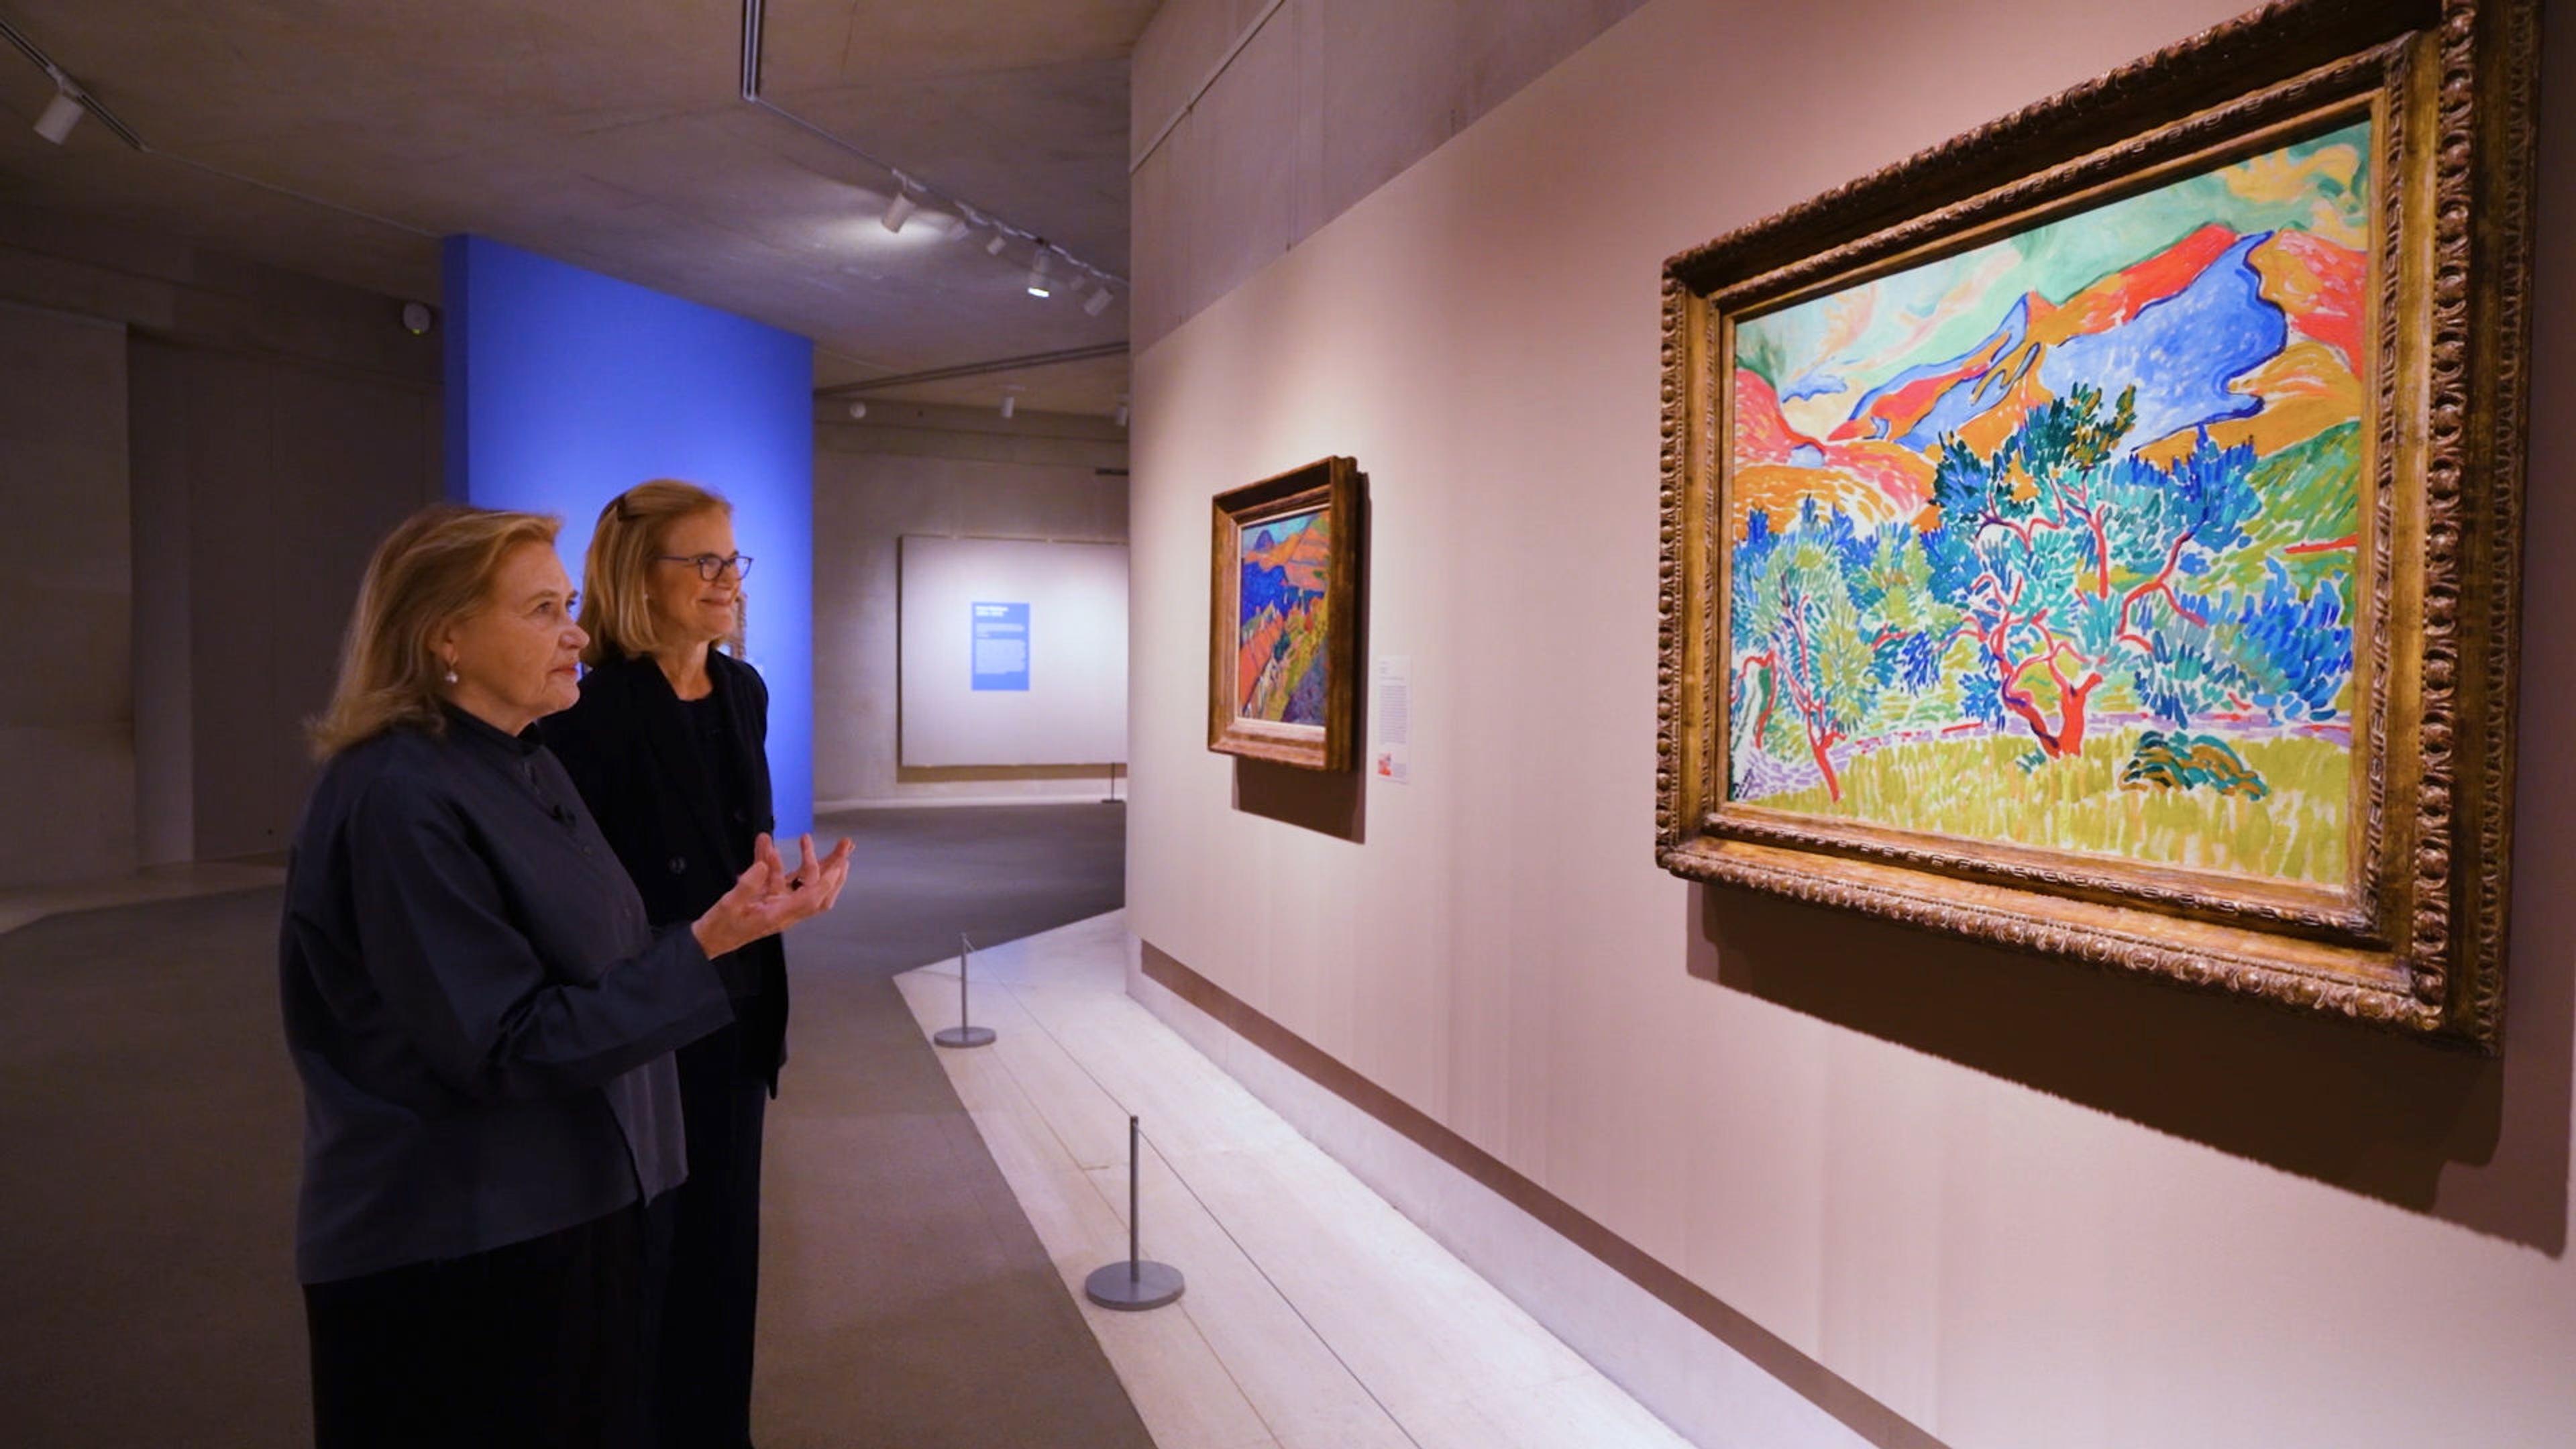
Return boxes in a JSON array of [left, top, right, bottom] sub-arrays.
[[278, 704, 733, 1284]]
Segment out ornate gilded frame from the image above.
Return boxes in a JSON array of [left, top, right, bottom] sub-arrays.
[[1209, 456, 1364, 771], [1656, 0, 2540, 1048]]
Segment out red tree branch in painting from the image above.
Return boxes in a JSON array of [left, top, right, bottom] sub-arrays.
[[1924, 385, 2263, 759]]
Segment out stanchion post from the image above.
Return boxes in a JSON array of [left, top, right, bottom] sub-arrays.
[[933, 930, 996, 1049], [1085, 1114, 1184, 1310]]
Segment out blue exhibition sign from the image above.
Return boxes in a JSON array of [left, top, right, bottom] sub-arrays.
[[971, 602, 1031, 691]]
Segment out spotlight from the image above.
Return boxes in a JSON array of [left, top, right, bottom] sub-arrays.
[[1083, 282, 1115, 317], [983, 231, 1008, 256], [1025, 249, 1053, 299], [847, 400, 869, 420], [1000, 387, 1022, 420], [34, 86, 83, 146], [881, 186, 918, 233], [1115, 400, 1130, 429]]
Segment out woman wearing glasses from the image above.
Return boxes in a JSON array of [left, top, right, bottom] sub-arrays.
[[283, 503, 849, 1448], [543, 479, 833, 1449]]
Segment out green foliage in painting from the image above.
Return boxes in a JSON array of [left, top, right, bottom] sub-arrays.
[[1722, 122, 2371, 883]]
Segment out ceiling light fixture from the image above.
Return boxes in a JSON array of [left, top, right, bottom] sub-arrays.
[[738, 3, 1126, 330], [881, 182, 918, 233], [1000, 387, 1022, 420], [1115, 396, 1130, 429], [1083, 281, 1115, 317], [847, 400, 869, 420], [32, 74, 83, 145]]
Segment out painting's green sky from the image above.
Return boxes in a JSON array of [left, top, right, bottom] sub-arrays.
[[1737, 119, 2371, 418]]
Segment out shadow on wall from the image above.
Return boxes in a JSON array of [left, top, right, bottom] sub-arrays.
[[1230, 496, 1373, 843], [1688, 882, 2567, 1254], [1234, 759, 1366, 841]]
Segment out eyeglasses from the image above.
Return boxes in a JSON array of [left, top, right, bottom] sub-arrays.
[[656, 553, 755, 582]]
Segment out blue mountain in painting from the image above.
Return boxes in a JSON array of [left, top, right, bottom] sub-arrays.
[[1856, 234, 2289, 457], [1240, 560, 1307, 619], [2039, 231, 2286, 447]]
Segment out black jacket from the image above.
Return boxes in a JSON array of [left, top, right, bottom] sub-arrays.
[[279, 705, 733, 1284], [543, 649, 789, 1088]]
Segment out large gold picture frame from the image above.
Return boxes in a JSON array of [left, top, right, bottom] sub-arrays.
[[1656, 0, 2540, 1048]]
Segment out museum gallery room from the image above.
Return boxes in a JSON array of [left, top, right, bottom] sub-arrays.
[[1, 0, 2571, 1446]]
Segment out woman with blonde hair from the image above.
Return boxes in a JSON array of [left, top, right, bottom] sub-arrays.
[[280, 502, 851, 1448], [543, 479, 827, 1448]]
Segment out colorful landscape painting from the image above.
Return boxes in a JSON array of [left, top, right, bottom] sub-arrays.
[[1726, 120, 2369, 885], [1238, 507, 1332, 726]]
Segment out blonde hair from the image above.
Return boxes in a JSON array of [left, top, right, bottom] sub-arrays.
[[578, 479, 745, 666], [311, 504, 564, 757]]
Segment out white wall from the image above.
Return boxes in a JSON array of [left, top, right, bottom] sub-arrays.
[[1126, 2, 2576, 1447], [814, 404, 1128, 808], [897, 535, 1128, 768]]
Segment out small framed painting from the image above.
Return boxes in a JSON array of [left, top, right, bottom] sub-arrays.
[[1209, 456, 1364, 771], [1655, 0, 2539, 1046]]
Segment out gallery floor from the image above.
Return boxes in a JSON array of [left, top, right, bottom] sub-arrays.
[[0, 804, 1142, 1448], [893, 910, 1689, 1449], [0, 801, 1684, 1446]]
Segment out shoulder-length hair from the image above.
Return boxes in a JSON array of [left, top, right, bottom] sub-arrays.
[[577, 479, 745, 667], [310, 504, 564, 758]]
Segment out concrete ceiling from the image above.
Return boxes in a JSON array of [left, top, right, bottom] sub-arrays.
[[0, 1, 1154, 415]]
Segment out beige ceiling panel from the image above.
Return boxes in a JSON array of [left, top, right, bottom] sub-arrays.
[[0, 120, 438, 300], [775, 58, 1134, 268], [757, 0, 1158, 93], [850, 350, 1132, 418], [0, 0, 1140, 415]]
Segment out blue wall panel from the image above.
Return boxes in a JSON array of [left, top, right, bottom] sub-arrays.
[[443, 233, 814, 835]]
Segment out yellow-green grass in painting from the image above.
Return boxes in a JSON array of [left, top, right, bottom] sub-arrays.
[[1755, 730, 2348, 885]]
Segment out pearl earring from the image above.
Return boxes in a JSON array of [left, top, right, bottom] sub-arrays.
[[443, 663, 459, 685]]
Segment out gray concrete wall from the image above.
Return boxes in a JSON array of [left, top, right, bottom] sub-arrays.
[[0, 302, 133, 887], [131, 341, 441, 863], [1128, 0, 1646, 350], [0, 201, 441, 882], [814, 402, 1127, 808]]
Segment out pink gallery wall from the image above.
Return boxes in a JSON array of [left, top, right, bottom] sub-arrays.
[[1124, 1, 2576, 1446]]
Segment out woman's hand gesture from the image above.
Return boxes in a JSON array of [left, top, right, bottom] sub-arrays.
[[690, 833, 855, 957]]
